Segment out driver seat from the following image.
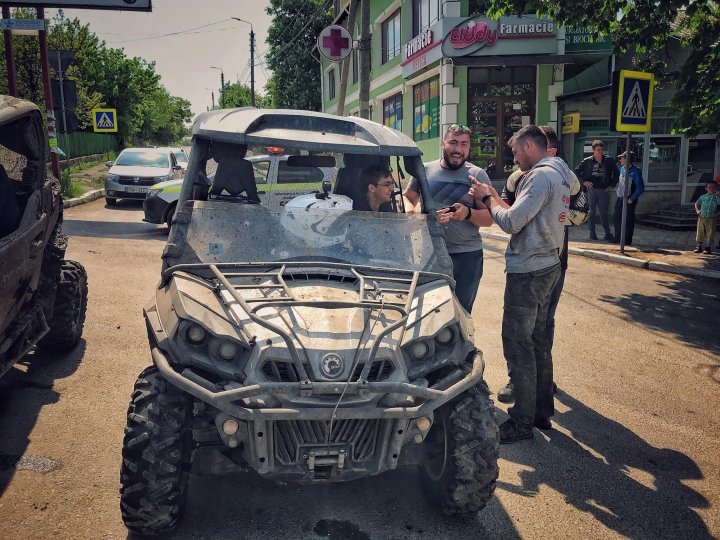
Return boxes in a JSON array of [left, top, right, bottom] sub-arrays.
[[209, 156, 260, 202]]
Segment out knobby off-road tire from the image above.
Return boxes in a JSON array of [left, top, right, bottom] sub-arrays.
[[120, 366, 194, 536], [422, 382, 500, 514], [38, 260, 88, 352], [105, 196, 116, 206]]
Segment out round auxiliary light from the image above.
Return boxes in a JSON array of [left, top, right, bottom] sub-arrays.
[[223, 419, 239, 435], [410, 341, 430, 360], [436, 327, 455, 346], [217, 340, 238, 361], [187, 324, 206, 344]]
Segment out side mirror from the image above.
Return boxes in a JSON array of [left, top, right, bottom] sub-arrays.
[[173, 164, 182, 171], [105, 161, 113, 167]]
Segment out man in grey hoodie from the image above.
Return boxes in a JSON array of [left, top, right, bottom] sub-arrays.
[[470, 124, 572, 443]]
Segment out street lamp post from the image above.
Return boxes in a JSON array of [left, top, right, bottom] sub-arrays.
[[204, 87, 215, 110], [210, 66, 224, 108], [231, 17, 255, 107]]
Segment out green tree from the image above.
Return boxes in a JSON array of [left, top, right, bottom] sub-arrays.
[[222, 82, 260, 108], [264, 0, 332, 110], [483, 0, 719, 136]]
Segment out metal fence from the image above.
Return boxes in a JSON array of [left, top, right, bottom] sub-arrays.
[[57, 131, 119, 159]]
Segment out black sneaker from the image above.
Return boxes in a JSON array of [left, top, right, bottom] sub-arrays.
[[534, 417, 552, 430], [499, 418, 534, 444], [590, 232, 598, 240], [497, 382, 515, 404], [704, 247, 712, 254], [608, 236, 620, 244], [604, 233, 614, 241]]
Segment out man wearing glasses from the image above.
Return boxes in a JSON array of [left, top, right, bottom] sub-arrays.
[[353, 164, 396, 212], [403, 124, 493, 313]]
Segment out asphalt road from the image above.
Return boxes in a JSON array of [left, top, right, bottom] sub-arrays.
[[0, 198, 718, 539]]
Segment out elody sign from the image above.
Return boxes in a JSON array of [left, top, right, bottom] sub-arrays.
[[442, 15, 558, 57]]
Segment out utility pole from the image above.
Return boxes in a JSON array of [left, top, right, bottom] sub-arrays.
[[337, 0, 357, 116], [211, 66, 224, 108], [37, 8, 60, 180], [358, 0, 371, 119], [2, 5, 17, 96], [232, 18, 255, 107]]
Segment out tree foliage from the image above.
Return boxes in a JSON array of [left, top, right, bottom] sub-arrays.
[[481, 0, 719, 136], [0, 9, 192, 145], [264, 0, 332, 110]]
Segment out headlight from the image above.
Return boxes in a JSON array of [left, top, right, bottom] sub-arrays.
[[186, 324, 206, 344], [146, 188, 162, 198], [216, 340, 239, 361], [106, 173, 120, 182], [409, 341, 430, 360], [436, 326, 455, 346], [156, 173, 173, 181]]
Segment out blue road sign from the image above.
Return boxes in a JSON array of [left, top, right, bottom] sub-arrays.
[[611, 70, 654, 132], [92, 108, 118, 133]]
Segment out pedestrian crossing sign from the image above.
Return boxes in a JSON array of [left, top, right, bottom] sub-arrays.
[[611, 70, 654, 132], [92, 108, 118, 133]]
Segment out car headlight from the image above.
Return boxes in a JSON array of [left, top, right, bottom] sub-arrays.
[[216, 340, 239, 361], [156, 173, 174, 181], [435, 326, 455, 346], [186, 323, 207, 345], [146, 188, 162, 198], [408, 340, 431, 360], [106, 173, 120, 182]]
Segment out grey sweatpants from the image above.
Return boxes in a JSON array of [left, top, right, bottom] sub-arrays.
[[588, 188, 611, 235]]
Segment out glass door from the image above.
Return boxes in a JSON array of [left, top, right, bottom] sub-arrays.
[[684, 137, 717, 204]]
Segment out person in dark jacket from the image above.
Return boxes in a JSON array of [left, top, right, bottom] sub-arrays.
[[574, 140, 619, 241], [611, 151, 644, 245]]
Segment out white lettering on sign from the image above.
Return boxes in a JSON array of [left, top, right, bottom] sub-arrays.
[[499, 21, 555, 37], [405, 29, 433, 58], [412, 54, 427, 70]]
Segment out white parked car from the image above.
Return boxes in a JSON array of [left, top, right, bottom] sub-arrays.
[[104, 147, 183, 206]]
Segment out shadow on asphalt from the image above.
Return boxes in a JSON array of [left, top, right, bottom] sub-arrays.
[[130, 458, 519, 540], [62, 219, 167, 240], [597, 277, 720, 365], [500, 390, 710, 539], [0, 341, 86, 497]]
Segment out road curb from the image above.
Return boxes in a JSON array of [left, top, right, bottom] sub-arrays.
[[480, 231, 720, 281], [63, 188, 105, 209]]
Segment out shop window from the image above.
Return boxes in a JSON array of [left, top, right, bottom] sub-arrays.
[[383, 94, 403, 131], [413, 77, 440, 141], [467, 67, 536, 179], [327, 69, 336, 100], [647, 137, 682, 184], [382, 10, 401, 64], [412, 0, 440, 37]]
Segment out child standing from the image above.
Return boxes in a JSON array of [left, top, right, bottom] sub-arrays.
[[694, 181, 720, 254]]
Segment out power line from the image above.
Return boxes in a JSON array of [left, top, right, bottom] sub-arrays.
[[105, 19, 233, 44]]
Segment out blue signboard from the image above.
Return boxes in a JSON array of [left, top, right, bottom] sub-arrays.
[[611, 70, 654, 132]]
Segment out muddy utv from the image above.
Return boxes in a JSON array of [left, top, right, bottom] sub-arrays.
[[0, 95, 88, 378], [120, 109, 499, 535]]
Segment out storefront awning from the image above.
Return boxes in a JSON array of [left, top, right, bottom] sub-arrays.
[[450, 54, 578, 67]]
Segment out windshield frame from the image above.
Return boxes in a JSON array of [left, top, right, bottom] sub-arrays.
[[116, 149, 170, 168]]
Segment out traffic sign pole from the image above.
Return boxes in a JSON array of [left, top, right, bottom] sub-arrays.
[[2, 6, 17, 96], [620, 132, 632, 254]]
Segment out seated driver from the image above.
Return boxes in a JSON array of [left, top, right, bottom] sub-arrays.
[[353, 164, 395, 212]]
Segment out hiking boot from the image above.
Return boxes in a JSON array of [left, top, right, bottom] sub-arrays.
[[499, 418, 534, 444], [534, 417, 552, 430], [604, 233, 614, 241], [497, 382, 515, 404], [590, 232, 598, 240], [693, 243, 703, 253], [704, 247, 712, 254]]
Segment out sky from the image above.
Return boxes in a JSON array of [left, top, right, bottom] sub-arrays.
[[46, 0, 274, 118]]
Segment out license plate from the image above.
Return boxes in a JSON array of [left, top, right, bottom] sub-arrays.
[[126, 187, 148, 193]]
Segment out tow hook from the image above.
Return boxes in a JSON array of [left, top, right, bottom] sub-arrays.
[[303, 447, 348, 470]]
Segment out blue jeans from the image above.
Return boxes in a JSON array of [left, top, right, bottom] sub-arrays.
[[502, 263, 561, 424], [450, 249, 484, 313]]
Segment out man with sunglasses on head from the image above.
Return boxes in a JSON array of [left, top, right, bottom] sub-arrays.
[[403, 124, 493, 313], [354, 164, 396, 212]]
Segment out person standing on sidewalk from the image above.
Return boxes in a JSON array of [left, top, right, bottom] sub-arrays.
[[575, 140, 619, 241], [469, 125, 572, 443], [495, 126, 580, 405], [404, 124, 493, 313], [693, 181, 720, 254], [611, 151, 644, 245]]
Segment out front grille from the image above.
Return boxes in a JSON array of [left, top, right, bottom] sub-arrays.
[[273, 419, 380, 464], [261, 359, 394, 382], [118, 176, 158, 186]]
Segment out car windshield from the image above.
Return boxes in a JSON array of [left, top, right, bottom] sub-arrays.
[[116, 150, 169, 168], [173, 151, 188, 163], [172, 142, 447, 274]]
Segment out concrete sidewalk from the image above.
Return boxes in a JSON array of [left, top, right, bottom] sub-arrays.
[[482, 222, 720, 281]]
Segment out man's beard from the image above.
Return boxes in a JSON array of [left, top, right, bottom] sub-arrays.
[[442, 149, 466, 171]]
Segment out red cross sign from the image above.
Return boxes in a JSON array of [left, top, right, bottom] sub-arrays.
[[318, 25, 352, 62]]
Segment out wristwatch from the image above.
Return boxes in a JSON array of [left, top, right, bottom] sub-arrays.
[[482, 194, 493, 207], [464, 204, 473, 220]]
